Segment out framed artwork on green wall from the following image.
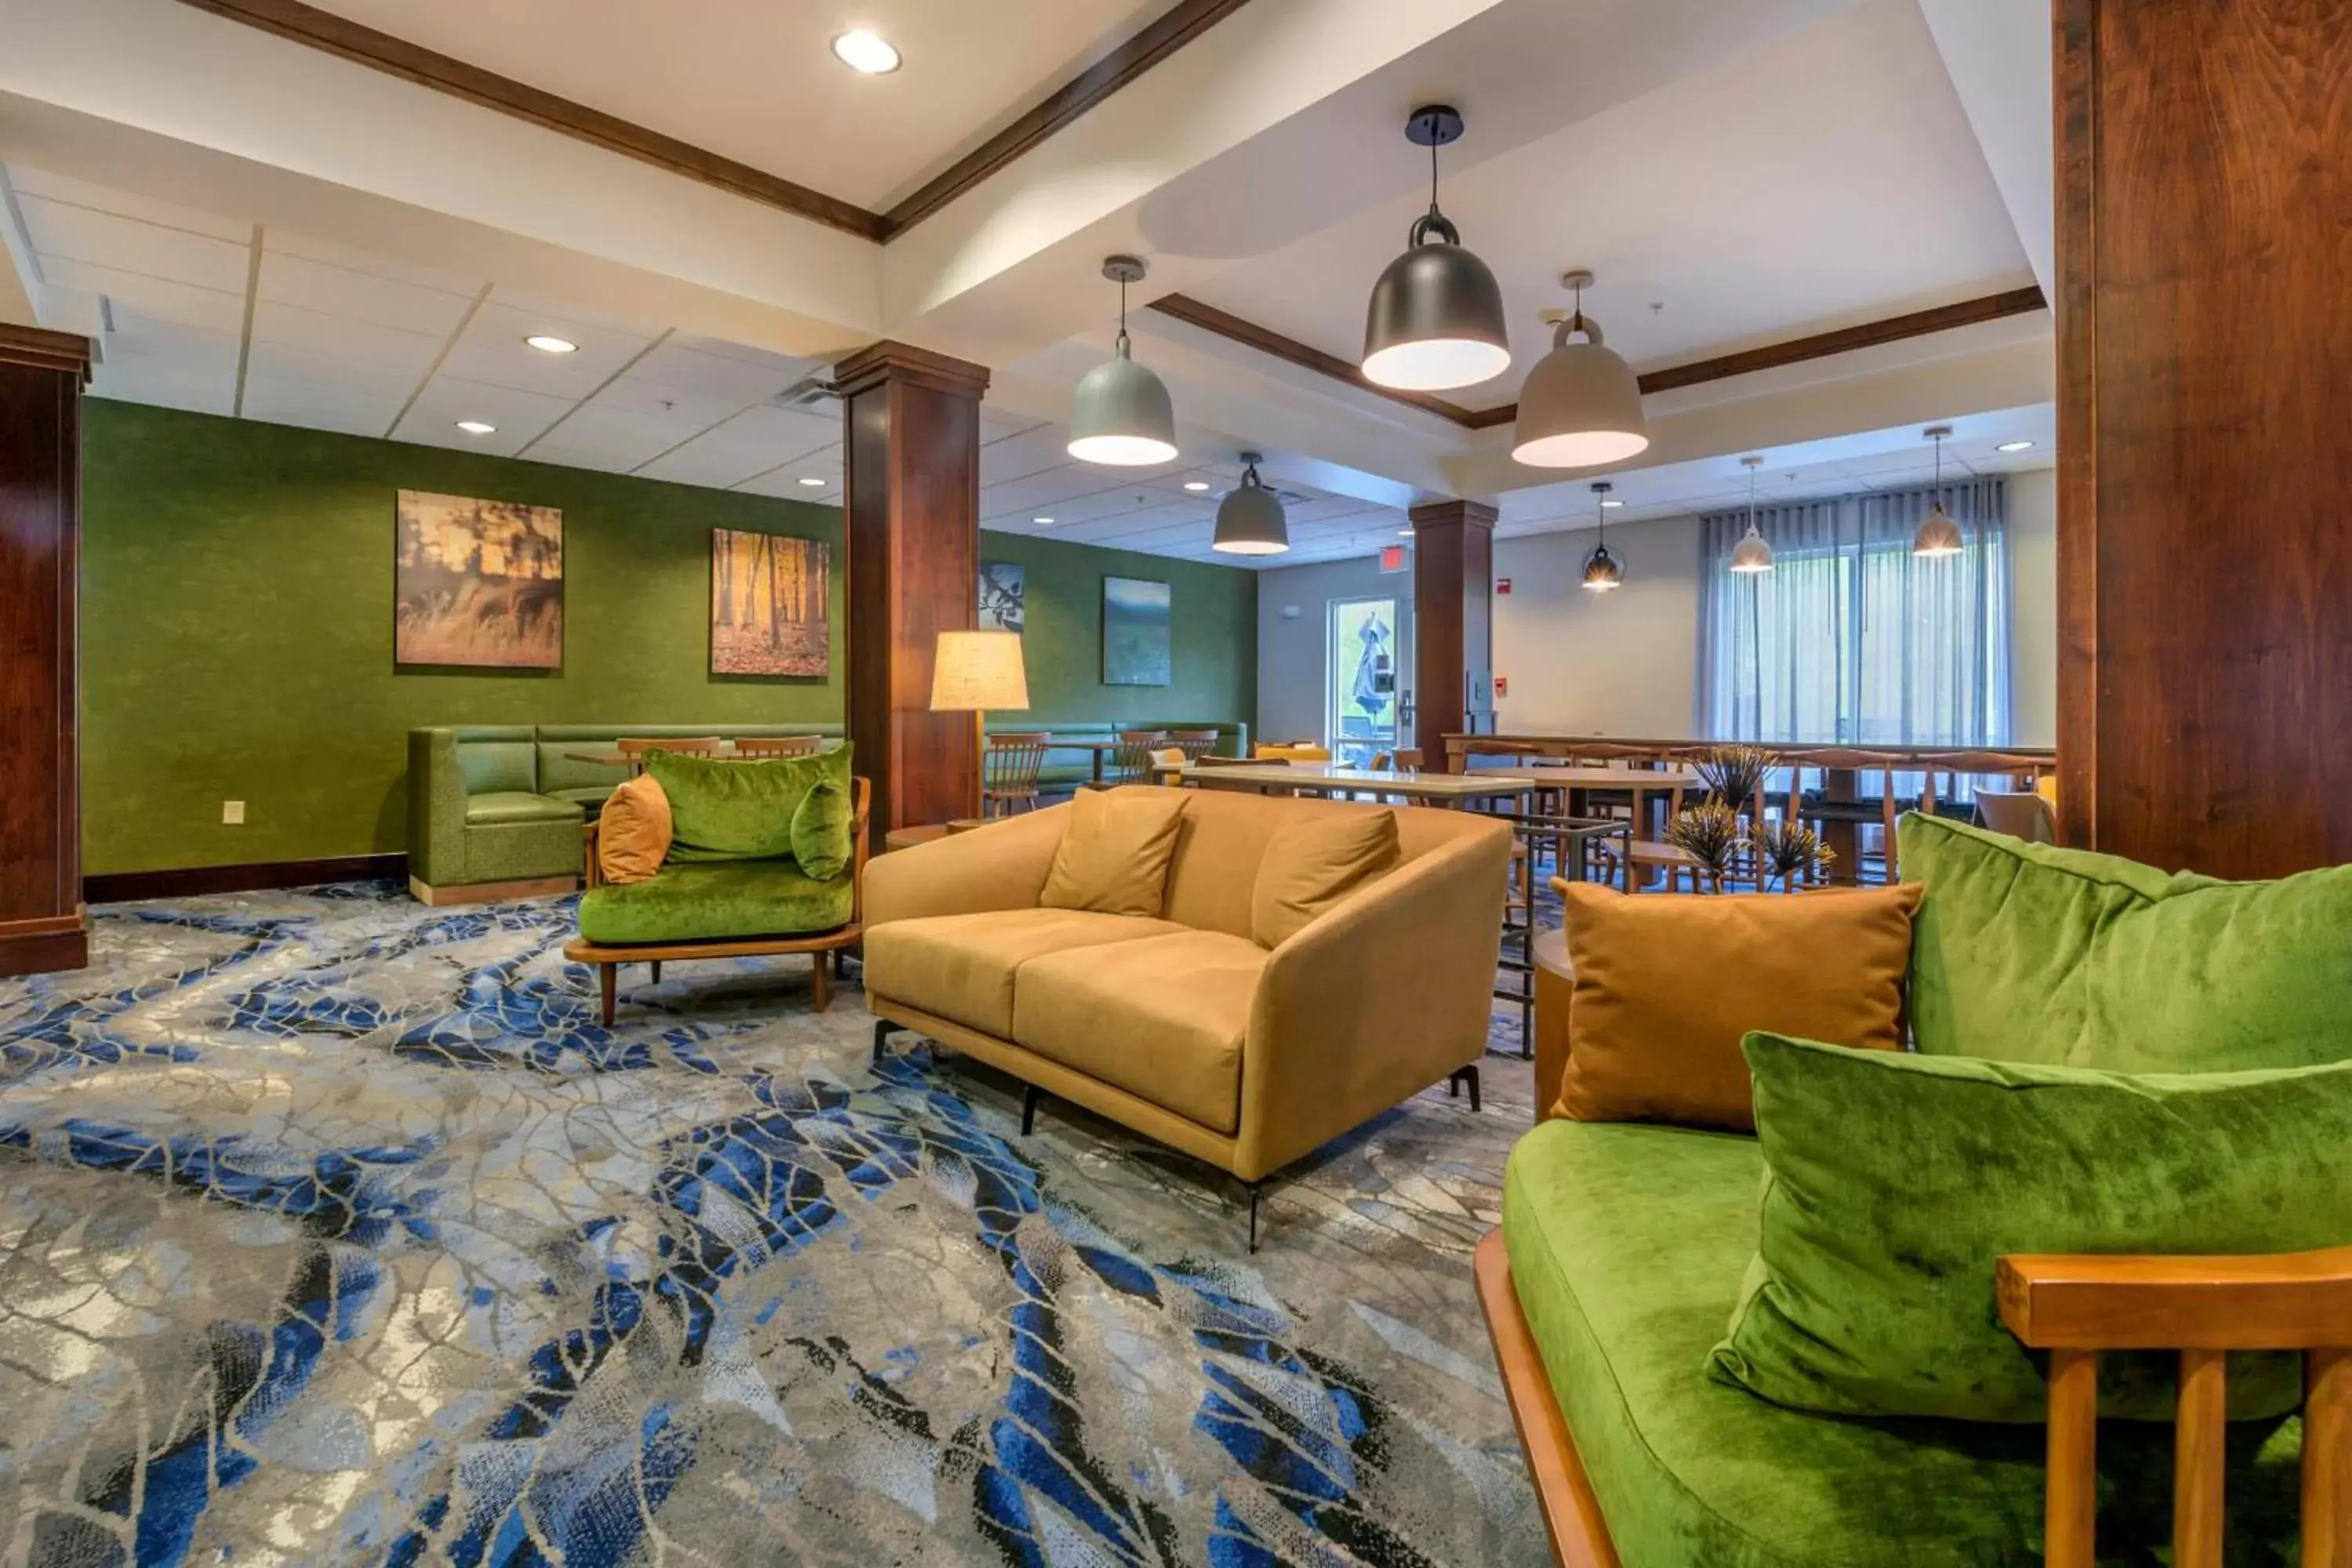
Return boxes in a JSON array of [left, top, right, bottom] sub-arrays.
[[979, 561, 1025, 635], [1102, 575, 1171, 685], [711, 528, 829, 676], [394, 490, 564, 669]]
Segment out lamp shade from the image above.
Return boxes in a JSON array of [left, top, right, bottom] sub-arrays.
[[1512, 316, 1650, 468], [1730, 528, 1774, 574], [1361, 232, 1512, 392], [1581, 543, 1624, 591], [1067, 337, 1178, 466], [1213, 459, 1289, 555], [1913, 503, 1963, 557], [930, 630, 1029, 711]]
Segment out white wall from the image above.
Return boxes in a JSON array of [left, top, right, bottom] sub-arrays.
[[2007, 466, 2058, 746], [1493, 514, 1703, 737], [1254, 554, 1414, 746]]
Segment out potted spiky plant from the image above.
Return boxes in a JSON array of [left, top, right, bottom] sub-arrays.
[[1694, 742, 1773, 814], [1664, 801, 1743, 891], [1748, 818, 1835, 891]]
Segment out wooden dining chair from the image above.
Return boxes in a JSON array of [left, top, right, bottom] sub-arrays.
[[1920, 750, 2053, 821], [1167, 728, 1222, 762], [982, 732, 1053, 817], [1976, 789, 2058, 844], [1784, 749, 1905, 884], [732, 735, 824, 759], [1590, 783, 1707, 893], [617, 736, 720, 772], [1097, 731, 1168, 787]]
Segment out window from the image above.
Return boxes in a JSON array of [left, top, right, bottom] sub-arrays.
[[1699, 479, 2011, 748], [1326, 596, 1399, 765]]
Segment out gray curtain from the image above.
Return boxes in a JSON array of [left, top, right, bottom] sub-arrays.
[[1697, 477, 2010, 746]]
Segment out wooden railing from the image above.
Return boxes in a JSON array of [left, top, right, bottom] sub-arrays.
[[1443, 733, 2056, 776], [1998, 1246, 2352, 1567]]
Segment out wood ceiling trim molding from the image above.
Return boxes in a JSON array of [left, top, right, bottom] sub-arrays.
[[166, 0, 1263, 243], [878, 0, 1259, 235], [1156, 285, 2053, 431], [167, 0, 891, 241], [0, 322, 96, 379]]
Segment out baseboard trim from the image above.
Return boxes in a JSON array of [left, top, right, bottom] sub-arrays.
[[85, 854, 408, 904], [0, 914, 89, 977]]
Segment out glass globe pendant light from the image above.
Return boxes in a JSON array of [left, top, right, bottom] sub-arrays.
[[1211, 452, 1290, 555], [1360, 106, 1512, 392], [1913, 425, 1964, 557], [1730, 456, 1774, 574], [1068, 255, 1178, 466], [1513, 270, 1651, 467], [1581, 481, 1624, 591]]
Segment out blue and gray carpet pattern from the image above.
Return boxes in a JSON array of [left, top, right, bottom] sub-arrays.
[[0, 884, 1543, 1566]]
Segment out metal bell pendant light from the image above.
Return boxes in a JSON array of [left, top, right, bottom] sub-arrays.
[[1913, 425, 1964, 557], [1513, 270, 1651, 467], [1068, 255, 1178, 466], [1581, 481, 1624, 591], [1211, 452, 1289, 555], [1360, 106, 1511, 392], [1729, 456, 1774, 574]]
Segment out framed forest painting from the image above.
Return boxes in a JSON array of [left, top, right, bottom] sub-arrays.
[[711, 529, 830, 676], [1102, 575, 1171, 686], [394, 491, 564, 669]]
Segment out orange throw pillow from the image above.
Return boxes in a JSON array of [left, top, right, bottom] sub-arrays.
[[597, 775, 673, 885], [1555, 881, 1922, 1130]]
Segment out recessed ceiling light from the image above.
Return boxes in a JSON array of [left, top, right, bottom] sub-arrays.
[[1600, 498, 1624, 508], [1184, 481, 1211, 492], [1996, 439, 2036, 452], [456, 420, 496, 435], [524, 335, 578, 354], [1033, 517, 1055, 526], [831, 28, 901, 74], [797, 477, 828, 488], [1399, 527, 1415, 537]]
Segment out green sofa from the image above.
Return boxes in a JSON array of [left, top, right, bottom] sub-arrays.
[[1490, 815, 2343, 1565], [406, 723, 844, 903], [982, 718, 1249, 789]]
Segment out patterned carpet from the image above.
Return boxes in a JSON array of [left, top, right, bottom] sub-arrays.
[[0, 883, 1547, 1567]]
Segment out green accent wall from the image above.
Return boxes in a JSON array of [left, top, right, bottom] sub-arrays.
[[975, 532, 1255, 728], [79, 401, 1256, 874]]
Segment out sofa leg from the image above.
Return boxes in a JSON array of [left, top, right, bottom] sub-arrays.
[[649, 960, 662, 984], [811, 953, 832, 1014], [1247, 1182, 1263, 1253], [1021, 1083, 1042, 1137], [1450, 1065, 1483, 1112], [598, 964, 616, 1027], [871, 1018, 902, 1065]]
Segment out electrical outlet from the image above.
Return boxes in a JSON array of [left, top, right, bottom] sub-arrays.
[[222, 800, 245, 826]]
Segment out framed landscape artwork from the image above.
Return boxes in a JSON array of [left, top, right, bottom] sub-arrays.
[[712, 529, 830, 676], [1102, 575, 1171, 686], [978, 561, 1025, 635], [394, 491, 564, 669]]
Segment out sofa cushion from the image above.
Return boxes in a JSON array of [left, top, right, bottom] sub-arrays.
[[789, 779, 855, 881], [1713, 1035, 2352, 1424], [1904, 811, 2352, 1070], [537, 741, 632, 797], [457, 740, 538, 796], [597, 775, 671, 886], [1013, 931, 1264, 1134], [1553, 882, 1917, 1131], [1250, 808, 1399, 947], [576, 858, 853, 946], [648, 745, 850, 863], [862, 909, 1185, 1038], [1038, 786, 1187, 917], [464, 791, 583, 827], [1501, 1119, 2303, 1568]]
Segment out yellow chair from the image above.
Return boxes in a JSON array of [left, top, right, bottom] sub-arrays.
[[1255, 742, 1331, 763]]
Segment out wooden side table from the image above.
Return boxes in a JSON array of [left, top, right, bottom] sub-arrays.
[[882, 818, 984, 853]]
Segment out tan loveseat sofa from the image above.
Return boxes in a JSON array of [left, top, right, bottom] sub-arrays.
[[862, 788, 1510, 1232]]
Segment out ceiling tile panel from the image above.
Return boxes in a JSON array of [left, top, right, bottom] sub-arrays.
[[20, 198, 252, 292], [526, 403, 710, 467], [256, 248, 477, 337], [265, 230, 485, 295], [393, 376, 575, 456], [6, 165, 251, 241], [637, 406, 840, 487], [438, 302, 656, 399], [250, 299, 446, 379], [42, 259, 245, 334]]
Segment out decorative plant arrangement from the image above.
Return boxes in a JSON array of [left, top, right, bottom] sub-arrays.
[[1665, 801, 1745, 881], [1693, 742, 1774, 814], [1748, 817, 1835, 891]]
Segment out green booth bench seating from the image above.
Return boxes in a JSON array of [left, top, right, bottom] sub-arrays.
[[406, 723, 844, 904], [1482, 812, 2349, 1566], [983, 718, 1250, 790]]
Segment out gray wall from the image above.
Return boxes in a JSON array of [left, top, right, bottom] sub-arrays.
[[1254, 555, 1415, 746]]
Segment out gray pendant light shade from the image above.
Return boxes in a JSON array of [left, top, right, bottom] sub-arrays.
[[1581, 481, 1624, 591], [1730, 456, 1773, 574], [1069, 256, 1178, 467], [1360, 107, 1512, 392], [1513, 271, 1650, 468], [1212, 452, 1289, 555], [1913, 426, 1964, 557]]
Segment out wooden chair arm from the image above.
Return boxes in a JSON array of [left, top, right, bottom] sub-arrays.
[[580, 819, 604, 890], [1998, 1246, 2352, 1351]]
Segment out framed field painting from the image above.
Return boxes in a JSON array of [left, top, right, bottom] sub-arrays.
[[394, 491, 564, 669], [1102, 575, 1171, 686], [712, 529, 830, 676]]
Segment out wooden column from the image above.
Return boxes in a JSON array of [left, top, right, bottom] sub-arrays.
[[2056, 0, 2352, 877], [837, 341, 990, 833], [1410, 498, 1497, 768], [0, 326, 89, 976]]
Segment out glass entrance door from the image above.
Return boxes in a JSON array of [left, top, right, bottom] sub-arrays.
[[1327, 597, 1400, 766]]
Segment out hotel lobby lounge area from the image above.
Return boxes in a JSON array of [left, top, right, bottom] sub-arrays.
[[3, 2, 2348, 1563]]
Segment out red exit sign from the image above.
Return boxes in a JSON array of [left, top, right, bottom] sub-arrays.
[[1496, 576, 1512, 594], [1378, 544, 1406, 573]]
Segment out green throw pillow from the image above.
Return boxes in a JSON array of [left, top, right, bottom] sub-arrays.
[[646, 744, 850, 863], [1901, 811, 2352, 1071], [789, 779, 855, 881], [1711, 1033, 2352, 1423]]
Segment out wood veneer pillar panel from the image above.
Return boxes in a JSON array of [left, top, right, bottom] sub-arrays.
[[1410, 499, 1497, 768], [0, 326, 91, 976], [2055, 0, 2352, 876], [837, 342, 990, 833]]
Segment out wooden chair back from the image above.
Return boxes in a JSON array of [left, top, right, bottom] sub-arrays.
[[1784, 748, 1905, 883], [618, 736, 720, 757], [1918, 750, 2053, 817], [732, 735, 823, 758], [1103, 731, 1168, 786], [1976, 789, 2057, 844], [1167, 728, 1222, 760], [982, 733, 1052, 815]]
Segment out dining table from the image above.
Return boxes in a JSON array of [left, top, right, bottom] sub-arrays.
[[1174, 760, 1536, 809], [1467, 764, 1707, 837]]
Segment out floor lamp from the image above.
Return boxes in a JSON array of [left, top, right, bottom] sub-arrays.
[[930, 630, 1030, 819]]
